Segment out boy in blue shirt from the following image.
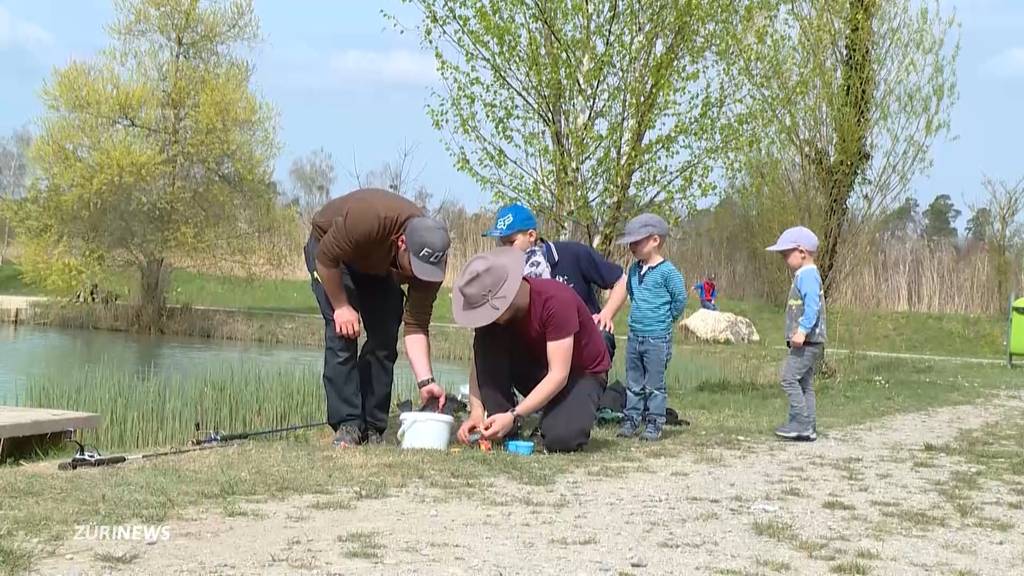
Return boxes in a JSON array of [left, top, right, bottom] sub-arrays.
[[482, 204, 628, 359], [615, 214, 686, 441], [766, 226, 827, 441]]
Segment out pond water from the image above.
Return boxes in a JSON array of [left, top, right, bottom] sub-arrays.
[[0, 324, 469, 406]]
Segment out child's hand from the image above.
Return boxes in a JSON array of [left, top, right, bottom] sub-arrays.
[[791, 331, 806, 348]]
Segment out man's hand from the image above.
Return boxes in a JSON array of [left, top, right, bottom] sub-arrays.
[[592, 311, 615, 334], [791, 331, 806, 348], [333, 305, 361, 339], [419, 382, 447, 412], [457, 412, 484, 444], [481, 411, 516, 441]]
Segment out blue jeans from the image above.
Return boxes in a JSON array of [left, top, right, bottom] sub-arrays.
[[624, 333, 673, 424], [700, 300, 718, 311]]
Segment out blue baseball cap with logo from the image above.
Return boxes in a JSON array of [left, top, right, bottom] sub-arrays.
[[482, 203, 538, 237]]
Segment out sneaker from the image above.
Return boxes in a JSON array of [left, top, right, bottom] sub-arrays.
[[774, 420, 813, 440], [331, 424, 362, 448], [363, 429, 385, 446], [617, 418, 640, 438], [640, 419, 663, 442]]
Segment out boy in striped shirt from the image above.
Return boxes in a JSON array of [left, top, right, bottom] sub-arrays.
[[615, 214, 687, 441]]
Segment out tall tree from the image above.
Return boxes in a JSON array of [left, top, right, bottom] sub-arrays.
[[397, 0, 749, 253], [731, 0, 958, 295], [922, 193, 961, 242], [0, 127, 33, 265], [976, 176, 1024, 299], [289, 147, 336, 224], [965, 206, 992, 243], [881, 196, 921, 238], [17, 0, 282, 329]]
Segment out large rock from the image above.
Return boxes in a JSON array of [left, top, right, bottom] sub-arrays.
[[679, 309, 760, 344]]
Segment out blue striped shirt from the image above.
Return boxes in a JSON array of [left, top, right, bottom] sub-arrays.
[[626, 259, 686, 336]]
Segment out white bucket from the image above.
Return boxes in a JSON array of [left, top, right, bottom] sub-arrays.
[[397, 412, 455, 450]]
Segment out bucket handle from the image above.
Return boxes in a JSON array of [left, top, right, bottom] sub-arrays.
[[397, 419, 412, 441]]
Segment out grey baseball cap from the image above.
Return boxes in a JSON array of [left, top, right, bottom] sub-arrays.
[[616, 213, 670, 244], [765, 226, 819, 252], [405, 216, 451, 282]]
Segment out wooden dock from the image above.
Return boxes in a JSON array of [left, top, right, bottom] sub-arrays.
[[0, 406, 101, 459]]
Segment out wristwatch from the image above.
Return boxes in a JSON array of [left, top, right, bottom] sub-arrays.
[[416, 376, 436, 389], [509, 408, 524, 428]]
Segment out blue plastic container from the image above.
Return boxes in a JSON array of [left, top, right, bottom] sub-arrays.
[[506, 440, 535, 456]]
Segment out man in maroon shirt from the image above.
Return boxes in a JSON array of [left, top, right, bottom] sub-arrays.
[[452, 247, 610, 452]]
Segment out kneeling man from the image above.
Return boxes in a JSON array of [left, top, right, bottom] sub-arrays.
[[453, 247, 609, 452]]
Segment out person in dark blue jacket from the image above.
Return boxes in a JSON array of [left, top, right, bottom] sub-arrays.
[[482, 203, 627, 359]]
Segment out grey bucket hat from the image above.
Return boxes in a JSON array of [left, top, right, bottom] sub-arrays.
[[452, 247, 525, 328], [616, 213, 670, 244]]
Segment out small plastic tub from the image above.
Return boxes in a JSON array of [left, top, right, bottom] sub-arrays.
[[506, 440, 535, 456]]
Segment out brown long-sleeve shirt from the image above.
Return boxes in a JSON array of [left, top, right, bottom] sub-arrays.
[[311, 188, 439, 336]]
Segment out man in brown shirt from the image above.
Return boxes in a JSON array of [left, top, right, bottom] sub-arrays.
[[304, 188, 450, 447]]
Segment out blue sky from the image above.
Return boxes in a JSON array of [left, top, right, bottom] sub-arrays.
[[1, 1, 1022, 217]]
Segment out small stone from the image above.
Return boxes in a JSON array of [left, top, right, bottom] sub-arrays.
[[750, 502, 779, 513], [146, 539, 158, 546], [628, 554, 647, 568], [64, 554, 74, 560], [420, 548, 430, 556], [429, 509, 438, 517]]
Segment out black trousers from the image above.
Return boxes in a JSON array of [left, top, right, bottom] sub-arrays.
[[473, 324, 607, 452], [305, 235, 404, 434]]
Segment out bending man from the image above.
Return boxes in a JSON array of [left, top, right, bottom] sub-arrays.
[[305, 188, 448, 448]]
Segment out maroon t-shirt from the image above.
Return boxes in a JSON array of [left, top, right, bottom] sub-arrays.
[[514, 278, 611, 375]]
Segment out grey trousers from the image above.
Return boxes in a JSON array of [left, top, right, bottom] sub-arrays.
[[781, 344, 823, 426]]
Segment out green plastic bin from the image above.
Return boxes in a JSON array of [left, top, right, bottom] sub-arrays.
[[1010, 297, 1024, 367]]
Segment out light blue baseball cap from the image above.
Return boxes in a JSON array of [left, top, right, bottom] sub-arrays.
[[766, 226, 819, 252], [482, 203, 538, 237]]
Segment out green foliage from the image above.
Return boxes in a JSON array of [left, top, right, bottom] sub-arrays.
[[729, 0, 959, 292], [398, 0, 749, 252], [16, 0, 285, 318], [965, 206, 991, 243], [922, 193, 961, 242]]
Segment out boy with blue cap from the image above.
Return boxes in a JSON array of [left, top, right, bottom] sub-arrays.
[[482, 204, 627, 359], [766, 226, 827, 441]]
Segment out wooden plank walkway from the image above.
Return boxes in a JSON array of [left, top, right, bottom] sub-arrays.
[[0, 406, 100, 439]]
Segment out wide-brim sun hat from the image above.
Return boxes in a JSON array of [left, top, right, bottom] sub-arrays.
[[452, 247, 526, 328]]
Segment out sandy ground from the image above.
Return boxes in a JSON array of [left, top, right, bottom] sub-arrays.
[[33, 392, 1024, 576]]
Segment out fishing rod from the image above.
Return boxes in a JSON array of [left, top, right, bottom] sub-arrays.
[[57, 421, 326, 471]]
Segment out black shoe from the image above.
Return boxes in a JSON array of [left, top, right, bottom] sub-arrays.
[[331, 424, 362, 448], [364, 429, 385, 445]]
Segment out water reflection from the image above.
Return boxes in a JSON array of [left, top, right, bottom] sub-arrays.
[[0, 325, 467, 405]]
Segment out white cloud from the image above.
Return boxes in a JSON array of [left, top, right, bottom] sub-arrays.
[[329, 48, 438, 87], [0, 5, 55, 52], [983, 46, 1024, 78]]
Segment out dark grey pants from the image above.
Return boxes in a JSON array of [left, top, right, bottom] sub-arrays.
[[305, 235, 404, 434], [781, 344, 823, 426], [473, 324, 606, 452]]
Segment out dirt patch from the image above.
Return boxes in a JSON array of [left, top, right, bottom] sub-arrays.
[[33, 393, 1024, 575]]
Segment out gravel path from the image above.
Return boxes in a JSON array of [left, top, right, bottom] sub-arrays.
[[35, 393, 1024, 576]]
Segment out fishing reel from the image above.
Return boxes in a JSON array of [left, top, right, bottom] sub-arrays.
[[190, 421, 224, 446], [57, 440, 110, 471]]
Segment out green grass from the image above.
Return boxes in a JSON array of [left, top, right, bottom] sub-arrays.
[[337, 530, 383, 561], [0, 264, 1011, 358], [0, 264, 38, 296], [0, 542, 33, 576], [0, 352, 1017, 566], [831, 560, 872, 575]]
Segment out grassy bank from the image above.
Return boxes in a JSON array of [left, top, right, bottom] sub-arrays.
[[0, 351, 1020, 569], [1, 263, 1011, 358]]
